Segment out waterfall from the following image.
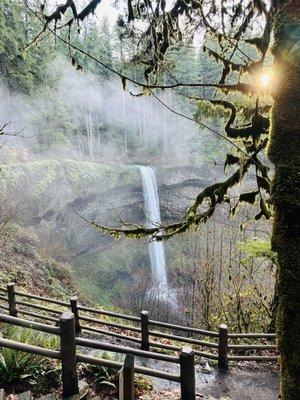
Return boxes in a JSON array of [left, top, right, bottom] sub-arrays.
[[137, 166, 169, 298]]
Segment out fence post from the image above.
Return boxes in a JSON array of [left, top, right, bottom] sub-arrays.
[[180, 347, 195, 400], [140, 310, 149, 351], [60, 311, 79, 398], [7, 283, 17, 317], [218, 323, 229, 371], [70, 296, 81, 334], [119, 354, 135, 400]]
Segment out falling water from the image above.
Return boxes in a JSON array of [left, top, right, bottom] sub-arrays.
[[137, 166, 169, 298]]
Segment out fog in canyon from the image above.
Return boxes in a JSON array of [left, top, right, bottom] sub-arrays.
[[0, 57, 273, 326]]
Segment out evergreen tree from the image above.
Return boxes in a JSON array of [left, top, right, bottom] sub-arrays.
[[0, 0, 53, 93]]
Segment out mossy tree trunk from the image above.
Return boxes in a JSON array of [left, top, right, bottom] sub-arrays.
[[268, 1, 300, 398]]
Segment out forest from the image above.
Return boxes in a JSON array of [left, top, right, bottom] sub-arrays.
[[0, 1, 299, 400]]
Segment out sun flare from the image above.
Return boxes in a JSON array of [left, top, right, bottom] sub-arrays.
[[259, 72, 271, 88]]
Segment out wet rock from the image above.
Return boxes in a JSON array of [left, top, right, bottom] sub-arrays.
[[204, 397, 231, 400], [202, 361, 212, 374], [78, 379, 90, 399], [198, 357, 206, 366], [38, 394, 56, 400], [17, 392, 31, 400]]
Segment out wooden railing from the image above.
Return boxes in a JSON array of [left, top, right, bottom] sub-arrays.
[[0, 311, 196, 399], [0, 283, 278, 399]]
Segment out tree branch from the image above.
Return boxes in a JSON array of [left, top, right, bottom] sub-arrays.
[[86, 139, 268, 241]]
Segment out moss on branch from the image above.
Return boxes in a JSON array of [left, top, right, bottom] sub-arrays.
[[90, 140, 268, 241]]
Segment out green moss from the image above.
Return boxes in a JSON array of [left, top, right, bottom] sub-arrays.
[[0, 159, 139, 221], [267, 5, 300, 399], [0, 159, 60, 202], [238, 239, 277, 263], [63, 159, 138, 191], [0, 159, 138, 196]]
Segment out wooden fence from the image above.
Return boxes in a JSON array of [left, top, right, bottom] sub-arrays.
[[0, 283, 278, 399]]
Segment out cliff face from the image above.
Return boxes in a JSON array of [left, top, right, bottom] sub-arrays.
[[0, 159, 215, 304], [0, 159, 215, 254], [0, 159, 140, 256]]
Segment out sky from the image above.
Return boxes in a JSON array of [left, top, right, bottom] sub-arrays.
[[92, 0, 120, 23], [48, 0, 120, 25]]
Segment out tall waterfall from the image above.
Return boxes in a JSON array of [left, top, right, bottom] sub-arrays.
[[137, 166, 169, 297]]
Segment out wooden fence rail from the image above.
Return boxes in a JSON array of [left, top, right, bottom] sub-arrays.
[[0, 310, 195, 400], [0, 283, 278, 368]]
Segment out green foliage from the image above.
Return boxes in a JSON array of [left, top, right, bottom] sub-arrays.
[[81, 352, 122, 390], [78, 18, 113, 77], [82, 353, 153, 395], [0, 326, 59, 390], [0, 0, 228, 162], [134, 375, 153, 396], [34, 90, 77, 151], [239, 238, 277, 264], [75, 237, 148, 305], [0, 0, 54, 93], [63, 160, 138, 191], [0, 222, 76, 300], [0, 160, 138, 219], [217, 284, 271, 332]]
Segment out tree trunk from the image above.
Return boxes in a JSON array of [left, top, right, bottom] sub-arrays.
[[268, 2, 300, 398]]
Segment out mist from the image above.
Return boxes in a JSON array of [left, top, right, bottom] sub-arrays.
[[0, 54, 246, 318], [0, 56, 223, 166]]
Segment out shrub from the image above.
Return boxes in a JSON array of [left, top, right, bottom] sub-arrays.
[[0, 325, 59, 392], [81, 351, 123, 391]]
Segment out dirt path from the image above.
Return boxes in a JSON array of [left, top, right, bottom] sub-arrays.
[[196, 364, 279, 400], [136, 358, 279, 400], [82, 334, 279, 400]]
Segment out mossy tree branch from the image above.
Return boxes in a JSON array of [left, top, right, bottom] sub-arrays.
[[89, 139, 269, 240]]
